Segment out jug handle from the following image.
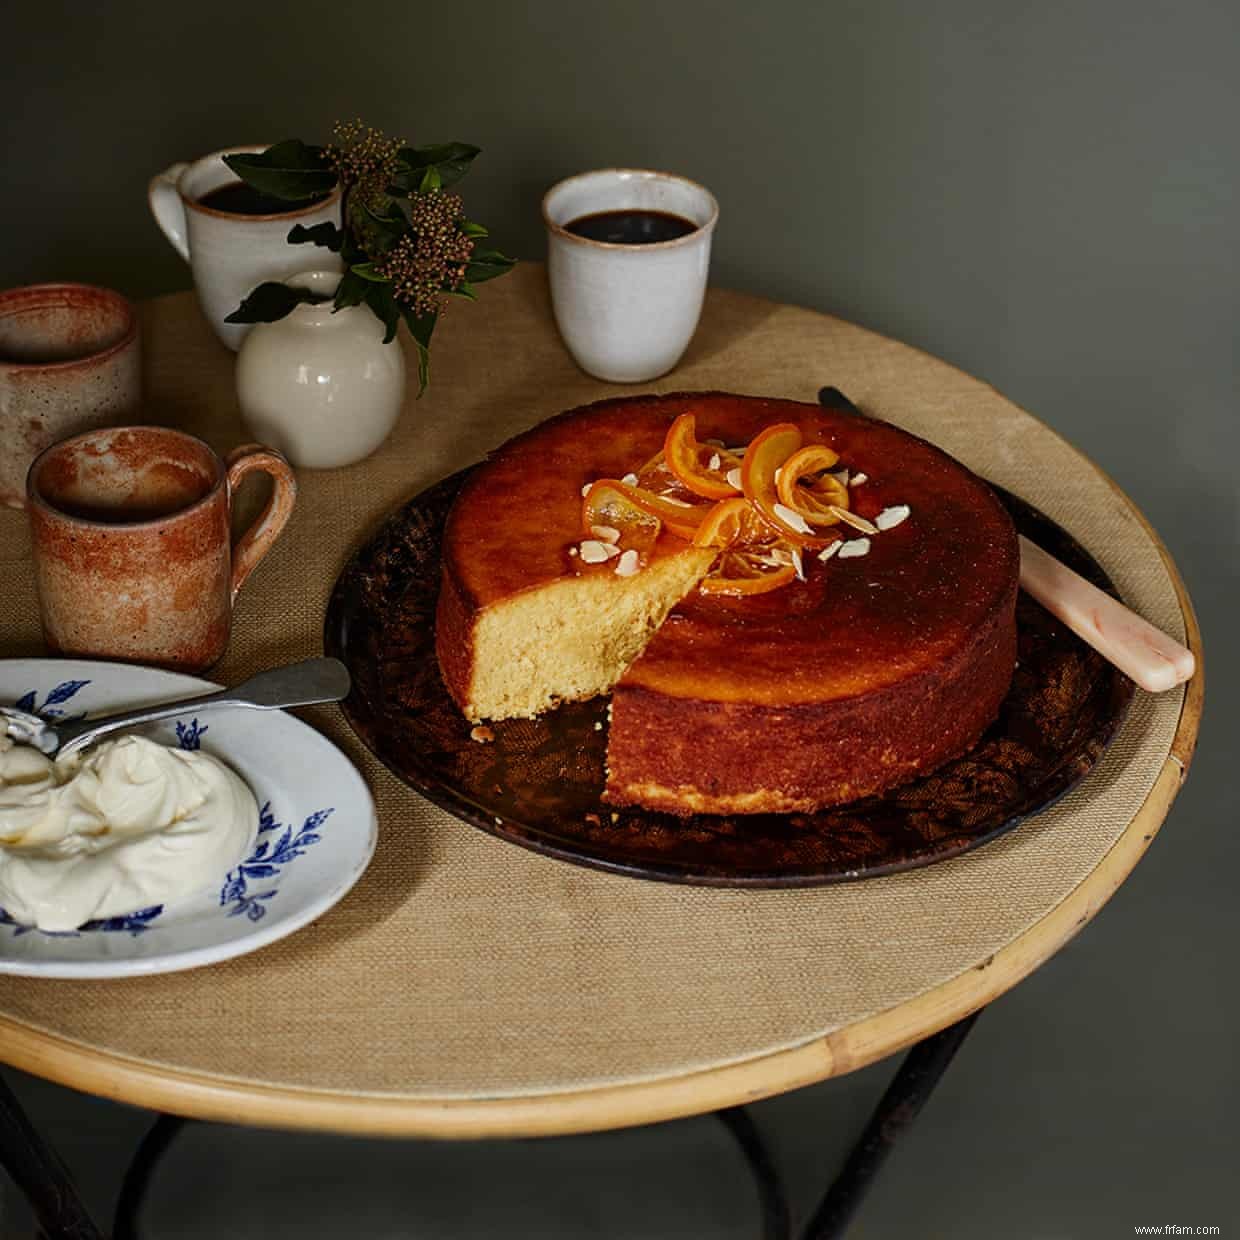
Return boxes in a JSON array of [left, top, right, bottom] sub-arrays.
[[148, 162, 191, 262]]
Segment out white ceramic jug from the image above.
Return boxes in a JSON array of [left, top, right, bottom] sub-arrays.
[[235, 271, 406, 469]]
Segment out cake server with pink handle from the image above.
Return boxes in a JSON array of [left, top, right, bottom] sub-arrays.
[[816, 387, 1195, 694]]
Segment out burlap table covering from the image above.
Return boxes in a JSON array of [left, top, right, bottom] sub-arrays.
[[0, 264, 1191, 1133]]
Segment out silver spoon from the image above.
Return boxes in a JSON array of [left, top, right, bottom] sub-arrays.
[[1, 657, 351, 760]]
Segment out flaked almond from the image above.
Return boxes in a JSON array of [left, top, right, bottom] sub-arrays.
[[726, 467, 743, 489], [837, 537, 871, 558], [590, 524, 621, 543], [581, 482, 593, 497], [875, 504, 910, 531], [817, 540, 842, 562], [615, 549, 640, 576], [593, 721, 604, 731], [850, 472, 868, 486], [621, 472, 639, 486], [772, 502, 814, 534], [602, 542, 621, 559], [708, 452, 721, 471], [662, 495, 692, 507], [829, 506, 879, 535], [791, 546, 805, 581], [579, 540, 611, 563], [829, 468, 850, 486]]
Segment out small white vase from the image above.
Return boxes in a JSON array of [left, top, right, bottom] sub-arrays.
[[235, 270, 406, 469]]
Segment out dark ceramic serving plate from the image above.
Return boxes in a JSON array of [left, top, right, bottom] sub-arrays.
[[324, 472, 1134, 888]]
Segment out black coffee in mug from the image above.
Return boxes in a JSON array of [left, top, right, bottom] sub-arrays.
[[198, 181, 326, 216], [565, 210, 698, 245]]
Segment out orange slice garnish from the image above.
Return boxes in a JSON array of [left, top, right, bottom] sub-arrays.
[[693, 496, 798, 595], [740, 423, 835, 548], [692, 497, 770, 548], [582, 479, 711, 542], [699, 549, 797, 596], [664, 413, 744, 500], [775, 444, 850, 526]]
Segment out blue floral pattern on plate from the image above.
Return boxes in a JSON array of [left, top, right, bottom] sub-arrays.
[[220, 804, 335, 922]]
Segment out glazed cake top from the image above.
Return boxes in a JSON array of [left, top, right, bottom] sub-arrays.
[[442, 393, 1018, 706]]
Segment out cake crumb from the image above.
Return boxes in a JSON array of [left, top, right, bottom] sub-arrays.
[[610, 812, 619, 823], [470, 725, 495, 743], [838, 537, 871, 558], [494, 817, 504, 826], [584, 812, 601, 826], [593, 721, 604, 731]]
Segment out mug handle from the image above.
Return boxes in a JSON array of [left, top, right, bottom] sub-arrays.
[[225, 444, 298, 602], [148, 162, 192, 262]]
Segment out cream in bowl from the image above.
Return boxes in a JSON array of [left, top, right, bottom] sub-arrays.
[[0, 733, 258, 932]]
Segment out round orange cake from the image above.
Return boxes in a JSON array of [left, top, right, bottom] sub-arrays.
[[436, 392, 1019, 815]]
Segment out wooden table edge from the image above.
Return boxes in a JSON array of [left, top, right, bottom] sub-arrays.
[[0, 293, 1203, 1139]]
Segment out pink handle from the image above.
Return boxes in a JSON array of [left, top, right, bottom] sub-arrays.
[[225, 444, 297, 602], [1017, 535, 1195, 693]]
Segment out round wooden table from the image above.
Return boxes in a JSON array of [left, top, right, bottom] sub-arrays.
[[0, 265, 1201, 1236]]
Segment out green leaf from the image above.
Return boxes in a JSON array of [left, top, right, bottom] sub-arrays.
[[360, 200, 407, 241], [350, 262, 391, 283], [224, 281, 325, 323], [392, 142, 480, 191], [288, 221, 344, 251], [464, 248, 517, 284], [459, 219, 489, 238], [333, 269, 370, 310], [366, 283, 401, 343], [223, 140, 336, 201], [446, 281, 477, 301], [419, 165, 442, 193], [400, 306, 437, 396]]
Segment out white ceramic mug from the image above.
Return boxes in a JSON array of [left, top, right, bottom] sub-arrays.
[[148, 145, 344, 352], [542, 169, 719, 383]]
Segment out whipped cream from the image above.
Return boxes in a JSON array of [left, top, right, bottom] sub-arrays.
[[0, 733, 258, 932]]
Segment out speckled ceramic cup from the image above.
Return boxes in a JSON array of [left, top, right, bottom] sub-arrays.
[[0, 284, 141, 509], [543, 169, 718, 382], [27, 426, 297, 672]]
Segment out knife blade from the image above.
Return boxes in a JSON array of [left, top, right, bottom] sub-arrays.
[[815, 386, 1195, 693]]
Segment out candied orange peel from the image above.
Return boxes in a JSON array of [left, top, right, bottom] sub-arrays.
[[664, 413, 745, 500], [578, 415, 876, 596]]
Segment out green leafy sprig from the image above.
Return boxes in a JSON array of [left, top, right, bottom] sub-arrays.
[[224, 129, 515, 395]]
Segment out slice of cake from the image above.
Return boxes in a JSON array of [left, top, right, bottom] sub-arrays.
[[436, 392, 1019, 814]]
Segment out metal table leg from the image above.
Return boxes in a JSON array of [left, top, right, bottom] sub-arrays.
[[716, 1106, 793, 1240], [111, 1115, 188, 1240], [0, 1070, 102, 1240], [801, 1011, 981, 1239]]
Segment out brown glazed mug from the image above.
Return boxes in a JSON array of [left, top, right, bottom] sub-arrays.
[[0, 283, 142, 509], [26, 426, 296, 672]]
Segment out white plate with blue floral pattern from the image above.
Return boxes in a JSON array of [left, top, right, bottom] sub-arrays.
[[0, 659, 377, 978]]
